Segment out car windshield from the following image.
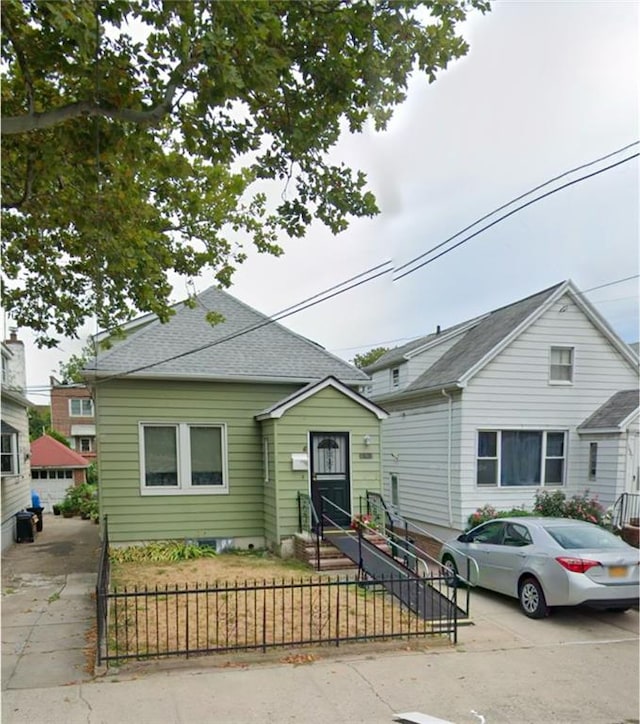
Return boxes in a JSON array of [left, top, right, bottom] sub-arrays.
[[544, 524, 627, 550]]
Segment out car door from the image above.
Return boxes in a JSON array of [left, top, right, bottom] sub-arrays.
[[464, 520, 508, 590], [485, 522, 534, 596]]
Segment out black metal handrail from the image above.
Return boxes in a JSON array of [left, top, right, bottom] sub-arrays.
[[297, 492, 322, 570], [611, 492, 640, 530], [365, 491, 474, 616]]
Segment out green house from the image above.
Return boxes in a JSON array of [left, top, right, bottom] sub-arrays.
[[84, 287, 387, 553]]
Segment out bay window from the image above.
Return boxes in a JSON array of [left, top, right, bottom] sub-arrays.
[[140, 423, 227, 494], [477, 430, 566, 487]]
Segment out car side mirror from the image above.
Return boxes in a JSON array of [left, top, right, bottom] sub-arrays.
[[457, 533, 469, 543]]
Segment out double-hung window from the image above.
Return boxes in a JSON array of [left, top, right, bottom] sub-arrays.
[[140, 423, 228, 495], [69, 398, 94, 417], [476, 430, 566, 487], [1, 428, 19, 475], [549, 347, 574, 383]]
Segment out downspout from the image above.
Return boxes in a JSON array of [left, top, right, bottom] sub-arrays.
[[442, 389, 453, 527]]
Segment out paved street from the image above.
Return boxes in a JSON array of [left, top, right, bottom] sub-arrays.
[[2, 515, 638, 724]]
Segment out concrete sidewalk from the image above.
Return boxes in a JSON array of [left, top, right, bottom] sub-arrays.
[[1, 514, 100, 690]]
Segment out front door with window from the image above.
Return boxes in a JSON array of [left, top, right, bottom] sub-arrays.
[[310, 432, 351, 527]]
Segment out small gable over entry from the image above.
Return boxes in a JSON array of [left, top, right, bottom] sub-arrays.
[[255, 377, 388, 552]]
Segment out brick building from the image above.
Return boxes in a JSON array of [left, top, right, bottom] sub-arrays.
[[49, 377, 97, 464]]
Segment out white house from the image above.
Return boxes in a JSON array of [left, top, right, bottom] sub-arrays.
[[364, 281, 639, 539], [1, 331, 32, 552]]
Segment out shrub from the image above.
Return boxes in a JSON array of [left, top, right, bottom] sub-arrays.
[[466, 504, 529, 530], [563, 490, 605, 525], [62, 482, 96, 516], [110, 540, 217, 563], [533, 490, 566, 517]]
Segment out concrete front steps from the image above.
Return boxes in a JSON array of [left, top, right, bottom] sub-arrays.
[[294, 531, 392, 571]]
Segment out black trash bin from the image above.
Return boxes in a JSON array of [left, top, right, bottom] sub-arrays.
[[27, 506, 44, 532], [16, 511, 37, 543]]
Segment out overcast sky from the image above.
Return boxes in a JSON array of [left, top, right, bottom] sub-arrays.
[[13, 0, 639, 405]]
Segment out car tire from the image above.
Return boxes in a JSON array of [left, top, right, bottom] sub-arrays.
[[442, 556, 459, 587], [519, 577, 549, 619]]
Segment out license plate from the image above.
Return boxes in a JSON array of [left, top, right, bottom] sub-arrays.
[[608, 566, 627, 578]]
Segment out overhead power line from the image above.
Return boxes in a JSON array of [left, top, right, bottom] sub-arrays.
[[393, 140, 639, 278], [393, 152, 639, 281], [91, 143, 638, 382]]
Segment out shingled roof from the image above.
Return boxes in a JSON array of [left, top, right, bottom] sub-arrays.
[[84, 286, 368, 385], [31, 435, 90, 469], [578, 389, 640, 432], [366, 282, 565, 394]]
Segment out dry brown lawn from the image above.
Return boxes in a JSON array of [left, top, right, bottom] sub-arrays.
[[107, 552, 439, 660]]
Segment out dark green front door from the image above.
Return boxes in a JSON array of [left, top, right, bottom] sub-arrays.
[[310, 432, 351, 527]]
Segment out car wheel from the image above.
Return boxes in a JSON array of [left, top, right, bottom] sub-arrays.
[[519, 577, 549, 619], [442, 556, 459, 587]]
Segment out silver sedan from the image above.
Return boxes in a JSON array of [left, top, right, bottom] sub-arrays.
[[439, 516, 640, 618]]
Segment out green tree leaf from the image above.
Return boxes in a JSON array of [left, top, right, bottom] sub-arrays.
[[1, 0, 489, 345]]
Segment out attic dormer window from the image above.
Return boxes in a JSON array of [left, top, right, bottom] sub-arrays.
[[391, 368, 400, 388], [549, 347, 574, 384]]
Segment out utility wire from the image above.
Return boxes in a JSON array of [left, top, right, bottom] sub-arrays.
[[581, 274, 639, 294], [393, 153, 638, 281], [330, 281, 639, 355], [94, 263, 394, 383], [91, 147, 638, 382], [393, 140, 638, 276]]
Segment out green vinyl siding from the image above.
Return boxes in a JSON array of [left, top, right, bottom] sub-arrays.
[[96, 379, 298, 543], [270, 386, 383, 540]]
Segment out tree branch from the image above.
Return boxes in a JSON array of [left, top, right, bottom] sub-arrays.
[[1, 51, 201, 136], [1, 11, 35, 115], [2, 153, 35, 209]]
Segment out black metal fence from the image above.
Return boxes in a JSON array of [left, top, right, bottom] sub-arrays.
[[96, 516, 110, 666], [98, 572, 458, 666]]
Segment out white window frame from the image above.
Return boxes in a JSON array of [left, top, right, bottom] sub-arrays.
[[549, 346, 574, 384], [1, 432, 19, 476], [79, 437, 94, 453], [391, 368, 400, 388], [69, 398, 95, 417], [139, 422, 229, 496], [476, 429, 566, 487]]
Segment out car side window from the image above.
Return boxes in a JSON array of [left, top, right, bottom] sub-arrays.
[[469, 521, 505, 544], [503, 523, 532, 547]]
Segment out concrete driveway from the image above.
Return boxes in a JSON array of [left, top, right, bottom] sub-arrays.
[[1, 514, 100, 692]]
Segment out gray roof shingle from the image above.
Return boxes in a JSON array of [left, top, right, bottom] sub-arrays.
[[579, 389, 640, 431], [401, 282, 564, 393], [85, 286, 368, 384]]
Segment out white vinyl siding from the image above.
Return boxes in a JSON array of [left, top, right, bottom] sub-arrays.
[[459, 292, 638, 519], [381, 392, 462, 530], [1, 399, 31, 552]]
